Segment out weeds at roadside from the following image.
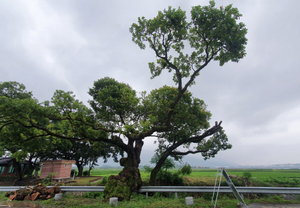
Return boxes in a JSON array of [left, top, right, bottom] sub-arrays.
[[1, 191, 300, 208]]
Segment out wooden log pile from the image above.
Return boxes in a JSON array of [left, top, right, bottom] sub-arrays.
[[5, 184, 61, 201]]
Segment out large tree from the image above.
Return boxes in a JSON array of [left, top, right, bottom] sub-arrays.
[[0, 1, 247, 200], [37, 90, 120, 177], [0, 81, 47, 180], [129, 1, 246, 184], [0, 84, 116, 179]]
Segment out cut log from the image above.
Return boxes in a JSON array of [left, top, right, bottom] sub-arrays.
[[5, 184, 61, 201], [9, 194, 16, 201], [15, 195, 25, 200], [39, 195, 47, 200], [29, 192, 40, 201]]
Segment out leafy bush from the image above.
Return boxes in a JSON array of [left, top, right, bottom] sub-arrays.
[[156, 171, 183, 186], [70, 169, 77, 177], [243, 171, 252, 180], [42, 173, 56, 185], [143, 165, 153, 173], [171, 172, 184, 186], [83, 170, 89, 176], [100, 176, 108, 185], [179, 163, 192, 176]]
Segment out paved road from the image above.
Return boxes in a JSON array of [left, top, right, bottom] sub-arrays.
[[248, 203, 300, 208]]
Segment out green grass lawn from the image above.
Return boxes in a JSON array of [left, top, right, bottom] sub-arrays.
[[87, 168, 122, 177]]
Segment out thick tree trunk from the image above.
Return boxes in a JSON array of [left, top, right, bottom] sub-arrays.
[[12, 159, 23, 181], [104, 140, 143, 201], [26, 162, 36, 176], [75, 161, 83, 177], [88, 165, 93, 176], [149, 152, 169, 185]]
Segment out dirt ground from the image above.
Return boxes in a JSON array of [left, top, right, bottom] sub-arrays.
[[0, 176, 102, 187], [0, 177, 43, 187]]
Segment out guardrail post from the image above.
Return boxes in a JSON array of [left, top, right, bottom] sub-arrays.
[[109, 197, 118, 206], [175, 192, 177, 199], [185, 197, 194, 205], [146, 192, 148, 199]]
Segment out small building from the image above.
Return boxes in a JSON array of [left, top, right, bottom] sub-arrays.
[[0, 157, 28, 177], [40, 160, 76, 182]]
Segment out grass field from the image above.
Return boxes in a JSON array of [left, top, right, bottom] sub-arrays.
[[89, 167, 300, 177], [87, 167, 300, 187]]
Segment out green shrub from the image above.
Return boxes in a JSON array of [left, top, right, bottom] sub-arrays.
[[156, 171, 184, 186], [83, 170, 89, 176], [70, 169, 77, 177], [243, 171, 252, 180], [100, 176, 108, 185], [172, 172, 184, 186], [179, 163, 192, 176], [143, 165, 153, 173], [42, 173, 56, 185]]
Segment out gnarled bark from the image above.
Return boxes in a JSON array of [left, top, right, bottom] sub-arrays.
[[104, 139, 143, 201], [75, 161, 84, 177]]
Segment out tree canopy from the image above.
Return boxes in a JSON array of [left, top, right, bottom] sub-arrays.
[[130, 1, 247, 91], [129, 1, 245, 184], [0, 82, 118, 178]]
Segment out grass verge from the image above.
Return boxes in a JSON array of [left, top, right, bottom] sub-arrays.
[[1, 191, 300, 208]]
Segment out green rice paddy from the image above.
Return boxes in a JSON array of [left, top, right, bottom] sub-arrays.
[[87, 167, 300, 187]]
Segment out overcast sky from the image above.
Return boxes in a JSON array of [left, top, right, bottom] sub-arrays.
[[1, 0, 300, 167]]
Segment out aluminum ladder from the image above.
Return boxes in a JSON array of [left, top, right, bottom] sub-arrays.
[[212, 167, 247, 207]]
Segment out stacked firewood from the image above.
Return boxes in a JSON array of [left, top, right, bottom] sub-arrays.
[[5, 184, 61, 201]]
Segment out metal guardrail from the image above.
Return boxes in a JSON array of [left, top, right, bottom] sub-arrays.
[[139, 186, 300, 199], [1, 186, 300, 197]]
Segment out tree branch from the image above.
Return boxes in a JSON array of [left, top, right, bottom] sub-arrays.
[[170, 149, 207, 156], [166, 121, 223, 153], [12, 117, 129, 152]]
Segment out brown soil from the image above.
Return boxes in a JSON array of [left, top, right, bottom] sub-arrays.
[[0, 177, 43, 186], [89, 176, 103, 183], [0, 176, 102, 187]]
